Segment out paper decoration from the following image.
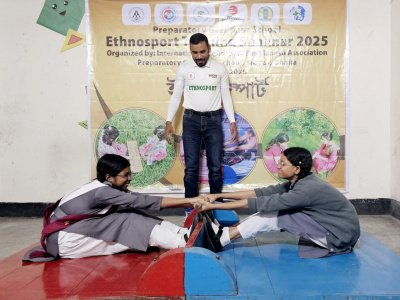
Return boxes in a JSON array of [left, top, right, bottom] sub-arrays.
[[37, 0, 85, 36], [61, 29, 85, 52], [78, 120, 88, 129]]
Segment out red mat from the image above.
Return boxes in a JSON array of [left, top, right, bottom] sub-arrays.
[[0, 245, 184, 299]]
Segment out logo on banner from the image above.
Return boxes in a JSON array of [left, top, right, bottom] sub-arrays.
[[187, 4, 215, 25], [219, 4, 247, 23], [122, 4, 150, 25], [251, 3, 279, 25], [187, 72, 195, 80], [258, 6, 273, 21], [155, 4, 183, 25], [228, 5, 238, 16], [284, 3, 312, 24], [162, 7, 176, 23]]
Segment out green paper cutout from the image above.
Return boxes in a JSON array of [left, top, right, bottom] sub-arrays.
[[78, 120, 88, 129], [37, 0, 85, 36]]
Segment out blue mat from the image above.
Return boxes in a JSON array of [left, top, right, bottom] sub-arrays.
[[187, 231, 400, 299]]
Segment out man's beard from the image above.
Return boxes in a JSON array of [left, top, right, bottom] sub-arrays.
[[195, 58, 208, 67]]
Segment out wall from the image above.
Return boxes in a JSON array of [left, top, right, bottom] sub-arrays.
[[0, 1, 89, 202], [346, 0, 391, 199], [391, 0, 400, 203], [0, 0, 397, 202]]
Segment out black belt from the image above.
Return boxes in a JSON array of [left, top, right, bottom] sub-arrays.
[[185, 109, 222, 117]]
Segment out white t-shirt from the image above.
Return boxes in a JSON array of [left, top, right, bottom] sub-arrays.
[[167, 58, 235, 123]]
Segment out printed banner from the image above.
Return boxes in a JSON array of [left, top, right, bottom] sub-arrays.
[[88, 0, 347, 193]]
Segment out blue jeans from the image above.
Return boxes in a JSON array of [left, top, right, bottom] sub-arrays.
[[182, 109, 223, 198]]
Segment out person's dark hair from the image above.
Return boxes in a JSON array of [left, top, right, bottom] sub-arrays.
[[96, 154, 130, 182], [245, 128, 255, 137], [283, 147, 312, 179], [266, 132, 289, 150], [190, 33, 209, 46], [102, 124, 119, 142], [153, 125, 166, 141], [321, 131, 333, 141]]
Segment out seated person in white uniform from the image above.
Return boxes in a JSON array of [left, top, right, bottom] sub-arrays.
[[41, 154, 198, 259]]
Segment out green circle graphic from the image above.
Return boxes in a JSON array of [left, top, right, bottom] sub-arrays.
[[95, 108, 175, 188], [261, 108, 341, 180]]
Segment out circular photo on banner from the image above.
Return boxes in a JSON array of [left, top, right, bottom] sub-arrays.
[[262, 108, 341, 180], [94, 108, 175, 188], [179, 111, 258, 185]]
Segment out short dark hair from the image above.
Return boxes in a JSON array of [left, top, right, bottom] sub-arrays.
[[153, 125, 165, 141], [321, 131, 333, 140], [190, 33, 209, 46], [283, 147, 312, 178], [103, 124, 119, 138], [266, 132, 289, 150], [245, 128, 255, 136], [96, 154, 130, 182]]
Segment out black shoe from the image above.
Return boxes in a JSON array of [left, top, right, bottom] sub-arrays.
[[188, 211, 202, 235], [202, 212, 224, 252], [209, 226, 223, 252]]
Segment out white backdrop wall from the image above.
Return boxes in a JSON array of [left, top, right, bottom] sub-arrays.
[[347, 0, 392, 199], [0, 0, 398, 203], [391, 0, 400, 202]]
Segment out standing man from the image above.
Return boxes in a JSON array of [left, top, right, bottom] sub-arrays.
[[165, 33, 238, 216]]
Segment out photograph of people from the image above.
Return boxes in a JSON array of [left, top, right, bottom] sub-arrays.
[[263, 132, 289, 174], [25, 154, 199, 261], [95, 109, 176, 188], [224, 127, 258, 165], [195, 147, 360, 259], [139, 125, 168, 166], [312, 131, 340, 177], [97, 124, 127, 158]]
